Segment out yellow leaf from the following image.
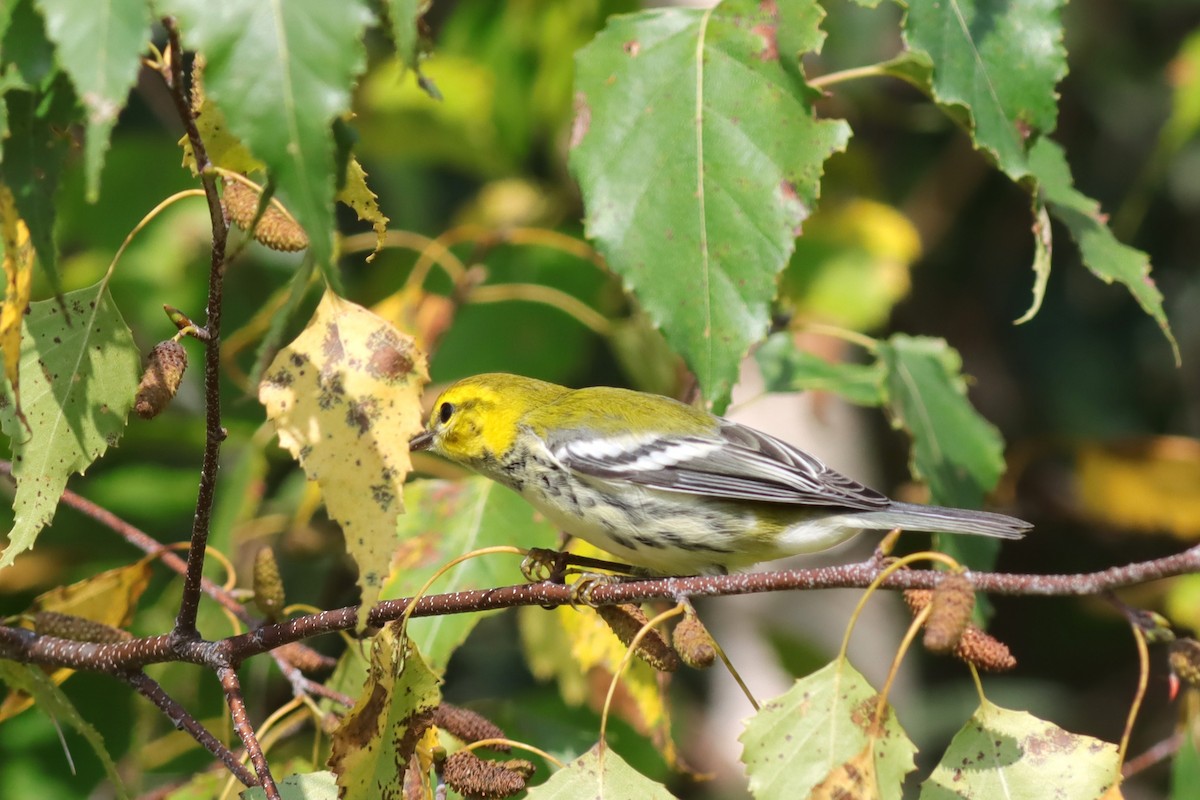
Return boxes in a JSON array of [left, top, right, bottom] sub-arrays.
[[31, 558, 152, 623], [1077, 437, 1200, 539], [336, 158, 389, 262], [259, 290, 428, 626], [0, 184, 34, 429], [0, 558, 152, 721]]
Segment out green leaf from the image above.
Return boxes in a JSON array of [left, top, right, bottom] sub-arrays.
[[1171, 727, 1200, 800], [878, 335, 1005, 509], [2, 78, 75, 290], [877, 335, 1006, 569], [570, 0, 850, 412], [1029, 137, 1179, 363], [33, 0, 150, 201], [161, 0, 374, 277], [0, 283, 140, 569], [383, 0, 429, 74], [525, 744, 676, 799], [1, 0, 56, 88], [0, 660, 130, 799], [242, 770, 337, 800], [0, 2, 13, 40], [877, 49, 934, 90], [756, 333, 884, 406], [920, 701, 1119, 799], [382, 478, 559, 674], [902, 0, 1067, 180], [327, 630, 441, 800], [0, 67, 32, 166], [740, 658, 916, 799]]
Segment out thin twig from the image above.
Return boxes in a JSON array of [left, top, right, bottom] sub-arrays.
[[217, 666, 280, 800], [1123, 729, 1186, 778], [161, 17, 231, 643], [121, 671, 256, 786]]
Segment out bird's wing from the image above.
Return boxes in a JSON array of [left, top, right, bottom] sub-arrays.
[[548, 419, 890, 509]]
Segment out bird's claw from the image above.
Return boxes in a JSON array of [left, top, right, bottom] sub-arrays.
[[521, 548, 569, 584], [569, 572, 622, 608]]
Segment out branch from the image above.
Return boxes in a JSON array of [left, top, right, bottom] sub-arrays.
[[121, 671, 256, 787], [5, 544, 1200, 672], [160, 17, 231, 643], [218, 666, 280, 800]]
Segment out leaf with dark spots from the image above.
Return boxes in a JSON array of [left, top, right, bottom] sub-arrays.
[[923, 703, 1119, 796], [329, 630, 441, 797], [0, 283, 139, 569], [259, 290, 427, 627]]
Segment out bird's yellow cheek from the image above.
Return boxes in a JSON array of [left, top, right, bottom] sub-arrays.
[[441, 420, 493, 463]]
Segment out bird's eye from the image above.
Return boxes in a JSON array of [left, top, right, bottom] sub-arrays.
[[438, 402, 454, 424]]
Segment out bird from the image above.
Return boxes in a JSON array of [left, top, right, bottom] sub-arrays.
[[409, 373, 1030, 576]]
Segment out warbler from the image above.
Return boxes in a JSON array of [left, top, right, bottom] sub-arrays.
[[409, 373, 1030, 575]]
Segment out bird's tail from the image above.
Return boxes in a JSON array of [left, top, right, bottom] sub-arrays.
[[849, 501, 1031, 540]]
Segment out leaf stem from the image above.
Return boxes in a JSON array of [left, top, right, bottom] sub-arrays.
[[808, 64, 891, 90], [467, 283, 612, 336], [1117, 624, 1150, 768], [597, 603, 686, 751], [873, 602, 932, 731], [793, 321, 880, 353]]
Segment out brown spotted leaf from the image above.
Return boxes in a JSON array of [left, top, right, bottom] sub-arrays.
[[0, 283, 141, 570], [920, 701, 1119, 799], [740, 657, 916, 799], [259, 290, 428, 625], [328, 625, 441, 798]]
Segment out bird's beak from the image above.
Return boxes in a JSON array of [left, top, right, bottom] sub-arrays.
[[409, 429, 435, 452]]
